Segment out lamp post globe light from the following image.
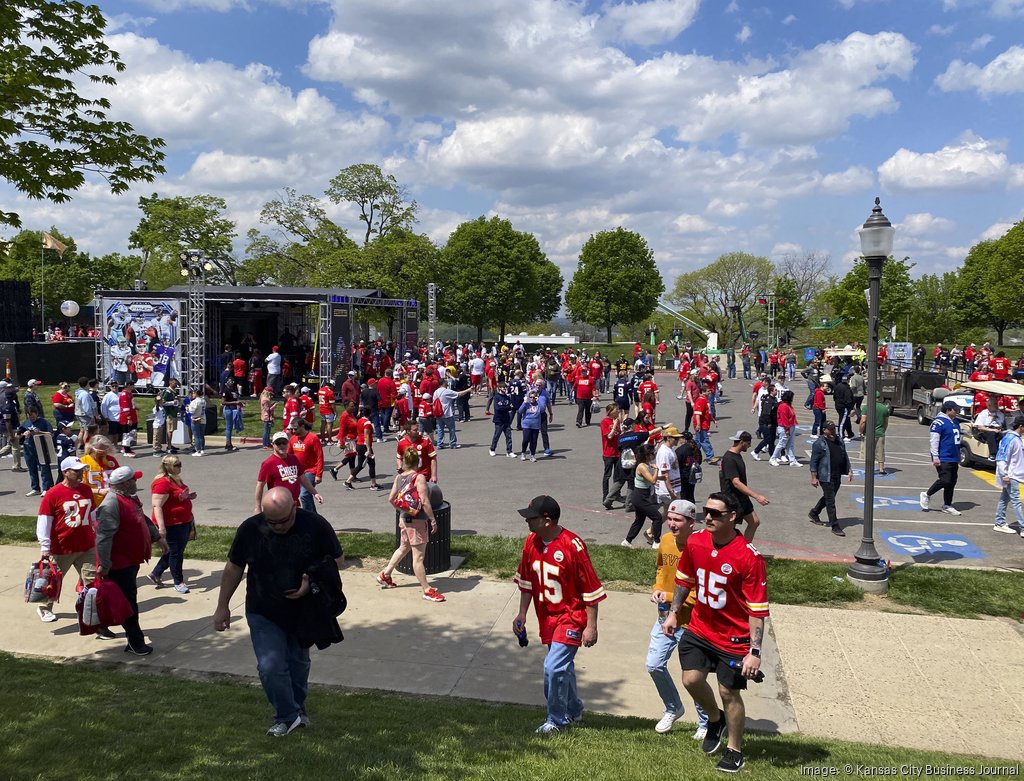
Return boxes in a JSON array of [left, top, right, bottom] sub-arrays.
[[847, 197, 895, 593]]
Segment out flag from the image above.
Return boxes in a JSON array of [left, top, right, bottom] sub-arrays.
[[42, 231, 67, 257]]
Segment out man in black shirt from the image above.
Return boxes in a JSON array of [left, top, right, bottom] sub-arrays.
[[214, 487, 344, 737], [718, 431, 769, 542]]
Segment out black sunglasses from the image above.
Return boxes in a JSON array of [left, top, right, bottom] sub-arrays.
[[702, 507, 731, 519]]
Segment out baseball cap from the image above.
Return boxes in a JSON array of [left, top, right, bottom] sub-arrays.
[[517, 495, 561, 520], [941, 400, 960, 412], [27, 379, 40, 387], [108, 466, 143, 485], [667, 499, 697, 518], [60, 456, 86, 471], [271, 431, 290, 443], [348, 370, 357, 376], [730, 430, 752, 442], [301, 386, 311, 394]]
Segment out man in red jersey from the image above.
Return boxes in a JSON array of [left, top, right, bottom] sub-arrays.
[[513, 495, 606, 735], [255, 431, 322, 513], [991, 351, 1012, 381], [317, 382, 336, 442], [34, 456, 105, 628], [573, 367, 597, 428], [662, 492, 769, 774], [376, 369, 398, 434], [395, 420, 438, 483], [299, 387, 316, 426], [282, 385, 301, 431], [287, 418, 324, 514], [118, 379, 138, 457]]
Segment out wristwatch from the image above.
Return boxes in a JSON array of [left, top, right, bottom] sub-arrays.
[[749, 648, 761, 658]]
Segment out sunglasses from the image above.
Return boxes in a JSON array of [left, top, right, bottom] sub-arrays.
[[702, 507, 731, 520]]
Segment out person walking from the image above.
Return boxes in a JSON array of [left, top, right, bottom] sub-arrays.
[[518, 387, 547, 462], [214, 486, 344, 737], [623, 443, 663, 548], [719, 431, 768, 542], [832, 375, 855, 442], [994, 414, 1024, 536], [255, 431, 323, 512], [222, 378, 243, 452], [769, 390, 801, 467], [573, 367, 597, 427], [692, 385, 717, 464], [488, 380, 515, 457], [921, 400, 963, 515], [513, 495, 605, 734], [859, 391, 890, 475], [662, 492, 769, 774], [286, 418, 325, 511], [344, 407, 380, 491], [600, 404, 625, 508], [95, 466, 156, 655], [376, 448, 445, 602], [646, 499, 709, 738], [751, 385, 778, 461], [187, 388, 207, 456], [148, 455, 197, 593], [809, 378, 828, 441], [807, 421, 853, 537], [18, 407, 55, 496]]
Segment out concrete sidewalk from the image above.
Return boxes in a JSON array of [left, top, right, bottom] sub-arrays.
[[1, 545, 1021, 761]]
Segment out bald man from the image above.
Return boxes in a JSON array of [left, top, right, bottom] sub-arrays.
[[214, 486, 344, 738]]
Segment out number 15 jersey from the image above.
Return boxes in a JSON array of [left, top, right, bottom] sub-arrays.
[[516, 528, 606, 647], [675, 529, 769, 656]]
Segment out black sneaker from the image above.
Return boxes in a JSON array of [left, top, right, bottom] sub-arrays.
[[329, 466, 339, 481], [831, 524, 846, 537], [702, 714, 726, 754], [95, 627, 117, 640], [808, 511, 824, 525], [123, 643, 153, 656], [716, 748, 744, 773]]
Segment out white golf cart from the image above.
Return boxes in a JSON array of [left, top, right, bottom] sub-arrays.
[[956, 380, 1024, 468]]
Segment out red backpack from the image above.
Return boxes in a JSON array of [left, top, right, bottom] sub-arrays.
[[432, 397, 444, 419], [391, 475, 423, 515]]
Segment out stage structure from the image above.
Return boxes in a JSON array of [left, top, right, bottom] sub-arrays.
[[92, 286, 419, 392]]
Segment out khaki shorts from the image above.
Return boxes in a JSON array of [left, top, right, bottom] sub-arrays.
[[400, 516, 429, 546], [861, 435, 885, 464]]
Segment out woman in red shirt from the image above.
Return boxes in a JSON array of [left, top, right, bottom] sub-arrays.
[[329, 402, 358, 480], [345, 406, 380, 491], [148, 455, 196, 593], [770, 390, 800, 467], [641, 391, 657, 427], [52, 382, 75, 428]]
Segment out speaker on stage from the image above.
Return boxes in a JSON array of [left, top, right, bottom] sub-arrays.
[[0, 280, 32, 342]]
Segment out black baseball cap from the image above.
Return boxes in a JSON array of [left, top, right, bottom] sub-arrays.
[[518, 495, 561, 520]]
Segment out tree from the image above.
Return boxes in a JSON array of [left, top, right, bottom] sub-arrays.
[[771, 275, 806, 339], [0, 0, 165, 228], [668, 252, 773, 344], [326, 164, 418, 246], [775, 251, 832, 312], [821, 256, 916, 343], [437, 216, 560, 342], [357, 229, 441, 339], [128, 194, 238, 289], [908, 272, 961, 345], [565, 228, 664, 344]]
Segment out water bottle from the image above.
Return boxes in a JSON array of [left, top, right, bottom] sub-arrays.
[[657, 601, 670, 622], [514, 619, 529, 647], [727, 660, 765, 683]]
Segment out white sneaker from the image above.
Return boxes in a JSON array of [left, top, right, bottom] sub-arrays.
[[808, 435, 818, 442], [655, 711, 682, 734], [993, 524, 1019, 534], [506, 452, 517, 458], [693, 726, 708, 741], [520, 454, 526, 461], [941, 505, 961, 516], [191, 451, 202, 457], [780, 455, 789, 463], [919, 491, 930, 511], [488, 450, 497, 457], [173, 583, 190, 593], [620, 539, 631, 548], [530, 456, 537, 462], [26, 489, 40, 496], [751, 452, 761, 461], [769, 458, 781, 467], [676, 394, 683, 400], [36, 606, 57, 623], [790, 461, 803, 468], [651, 541, 659, 549]]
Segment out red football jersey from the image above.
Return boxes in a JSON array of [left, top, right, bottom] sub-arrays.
[[396, 435, 436, 477], [515, 528, 606, 646], [283, 397, 301, 428], [38, 482, 96, 555], [318, 386, 336, 416], [675, 529, 769, 656]]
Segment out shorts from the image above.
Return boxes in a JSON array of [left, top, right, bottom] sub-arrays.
[[421, 418, 436, 434], [400, 515, 429, 546], [322, 414, 337, 424], [471, 374, 483, 387], [736, 494, 754, 518], [875, 435, 885, 463], [678, 631, 748, 690]]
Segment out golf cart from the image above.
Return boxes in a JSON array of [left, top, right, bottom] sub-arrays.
[[913, 385, 973, 426], [956, 380, 1024, 468]]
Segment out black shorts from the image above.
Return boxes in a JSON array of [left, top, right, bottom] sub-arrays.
[[421, 418, 436, 434], [678, 631, 748, 690]]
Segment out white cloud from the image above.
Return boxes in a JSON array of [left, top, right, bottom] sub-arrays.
[[935, 45, 1024, 95], [105, 14, 156, 33], [981, 221, 1014, 241], [601, 0, 701, 45], [968, 33, 994, 51], [942, 0, 1024, 15], [771, 242, 802, 256], [736, 25, 752, 43], [726, 0, 739, 12], [878, 133, 1024, 192], [673, 214, 715, 232], [782, 14, 796, 24], [899, 213, 956, 236], [820, 165, 874, 194], [706, 198, 749, 217], [927, 24, 955, 36]]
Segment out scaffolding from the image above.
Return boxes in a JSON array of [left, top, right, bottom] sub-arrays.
[[185, 276, 206, 392]]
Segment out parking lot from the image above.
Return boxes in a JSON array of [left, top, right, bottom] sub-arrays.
[[2, 374, 1021, 569]]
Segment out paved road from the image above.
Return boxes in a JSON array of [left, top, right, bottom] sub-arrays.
[[3, 372, 1022, 569]]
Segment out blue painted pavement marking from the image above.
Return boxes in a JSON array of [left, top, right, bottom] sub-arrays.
[[879, 531, 987, 559], [851, 493, 921, 510], [851, 468, 896, 482]]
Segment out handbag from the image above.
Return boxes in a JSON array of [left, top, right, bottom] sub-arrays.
[[94, 577, 134, 627], [619, 447, 636, 470], [24, 558, 63, 604], [391, 475, 423, 515], [688, 463, 703, 484], [188, 521, 197, 541], [76, 586, 101, 635]]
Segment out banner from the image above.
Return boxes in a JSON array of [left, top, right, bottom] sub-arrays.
[[99, 297, 181, 389], [885, 341, 914, 369], [330, 303, 351, 381]]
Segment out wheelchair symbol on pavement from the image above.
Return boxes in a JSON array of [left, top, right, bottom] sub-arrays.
[[879, 531, 987, 559]]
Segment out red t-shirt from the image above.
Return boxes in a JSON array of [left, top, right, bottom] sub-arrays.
[[355, 417, 373, 447], [675, 529, 769, 656], [991, 357, 1011, 380], [417, 399, 434, 420], [515, 528, 606, 646], [777, 402, 796, 428], [396, 435, 436, 477], [300, 394, 316, 424], [232, 358, 246, 378], [283, 397, 301, 428], [318, 386, 336, 416], [574, 377, 595, 400], [151, 477, 194, 526], [692, 395, 712, 430], [600, 417, 619, 458], [118, 390, 137, 426], [257, 453, 303, 503], [38, 482, 96, 555], [288, 432, 324, 479], [337, 411, 357, 443], [377, 377, 397, 408]]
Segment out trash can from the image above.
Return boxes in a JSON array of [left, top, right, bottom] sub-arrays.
[[395, 483, 451, 575], [205, 403, 218, 434], [665, 358, 677, 371], [145, 417, 154, 444]]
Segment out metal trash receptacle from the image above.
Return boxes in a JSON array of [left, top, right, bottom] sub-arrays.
[[395, 483, 451, 575], [205, 403, 218, 434]]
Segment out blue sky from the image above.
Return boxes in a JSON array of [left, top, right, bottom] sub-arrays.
[[5, 0, 1024, 286]]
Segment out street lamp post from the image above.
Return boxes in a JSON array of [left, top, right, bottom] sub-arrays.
[[847, 197, 895, 593], [179, 250, 212, 393]]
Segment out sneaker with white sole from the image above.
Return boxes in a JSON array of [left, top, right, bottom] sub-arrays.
[[489, 450, 497, 457], [422, 587, 446, 602], [768, 458, 781, 466], [520, 454, 526, 461], [36, 606, 57, 623], [789, 461, 803, 468], [506, 452, 517, 458], [266, 714, 302, 737], [941, 505, 961, 516], [692, 726, 707, 741], [751, 452, 761, 461], [173, 583, 190, 594], [654, 711, 682, 734], [993, 523, 1021, 534], [919, 491, 930, 511], [530, 456, 537, 462], [716, 748, 745, 773], [534, 721, 561, 735], [620, 539, 631, 548]]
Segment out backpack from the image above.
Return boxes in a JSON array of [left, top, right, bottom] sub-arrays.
[[391, 475, 423, 515], [996, 431, 1017, 465], [432, 397, 444, 419], [24, 558, 63, 604]]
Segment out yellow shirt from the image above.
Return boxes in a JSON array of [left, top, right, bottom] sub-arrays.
[[81, 453, 119, 506], [653, 532, 696, 625]]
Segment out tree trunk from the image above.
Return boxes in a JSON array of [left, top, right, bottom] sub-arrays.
[[606, 324, 612, 344], [477, 324, 483, 342], [499, 321, 506, 344], [996, 323, 1006, 345], [386, 314, 395, 341]]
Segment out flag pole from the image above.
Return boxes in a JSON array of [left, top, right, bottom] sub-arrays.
[[40, 231, 45, 335]]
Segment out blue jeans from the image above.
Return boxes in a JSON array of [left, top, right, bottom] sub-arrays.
[[543, 642, 584, 727], [381, 406, 394, 433], [995, 478, 1024, 529], [646, 615, 709, 725], [247, 612, 310, 724], [262, 420, 272, 448], [23, 444, 54, 493], [298, 470, 317, 513], [812, 408, 825, 436], [437, 415, 457, 447], [191, 423, 206, 453], [371, 410, 383, 441], [490, 423, 512, 453], [694, 429, 714, 459], [224, 408, 242, 445], [151, 522, 191, 584]]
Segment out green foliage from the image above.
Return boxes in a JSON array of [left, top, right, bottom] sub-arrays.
[[907, 272, 961, 345], [0, 0, 165, 228], [772, 276, 806, 336], [565, 228, 664, 343], [821, 256, 915, 335], [326, 163, 418, 246], [359, 229, 440, 306], [437, 216, 561, 342], [128, 194, 238, 289]]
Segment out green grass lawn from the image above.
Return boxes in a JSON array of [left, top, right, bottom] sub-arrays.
[[2, 515, 1021, 620], [0, 653, 1013, 781]]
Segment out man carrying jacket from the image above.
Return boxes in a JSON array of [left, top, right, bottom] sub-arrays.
[[807, 421, 852, 537]]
